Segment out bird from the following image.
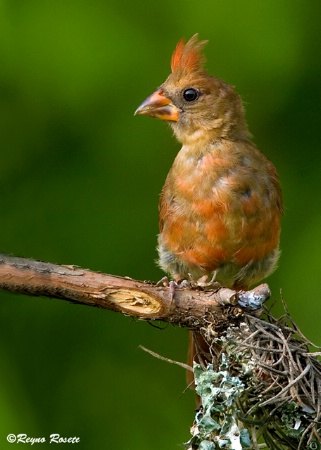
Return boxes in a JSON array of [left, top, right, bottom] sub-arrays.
[[135, 34, 282, 383]]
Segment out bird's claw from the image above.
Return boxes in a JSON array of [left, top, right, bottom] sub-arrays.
[[169, 279, 192, 301], [194, 274, 221, 291], [156, 276, 171, 287], [156, 276, 192, 300], [157, 274, 222, 301]]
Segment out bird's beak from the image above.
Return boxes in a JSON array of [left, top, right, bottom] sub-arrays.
[[135, 89, 179, 122]]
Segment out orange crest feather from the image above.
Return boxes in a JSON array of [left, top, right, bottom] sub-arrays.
[[171, 34, 208, 73]]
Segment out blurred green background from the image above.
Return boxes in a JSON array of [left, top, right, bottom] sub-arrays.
[[0, 1, 320, 448]]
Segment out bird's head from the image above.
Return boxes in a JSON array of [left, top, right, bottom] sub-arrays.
[[135, 34, 250, 146]]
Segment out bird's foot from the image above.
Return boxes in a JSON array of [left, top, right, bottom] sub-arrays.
[[192, 274, 222, 291], [156, 276, 192, 300], [156, 276, 171, 287], [156, 273, 221, 301]]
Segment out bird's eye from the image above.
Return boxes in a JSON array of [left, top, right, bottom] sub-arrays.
[[183, 88, 199, 102]]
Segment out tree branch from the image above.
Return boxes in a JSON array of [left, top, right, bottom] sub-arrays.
[[0, 253, 270, 329], [2, 252, 321, 448]]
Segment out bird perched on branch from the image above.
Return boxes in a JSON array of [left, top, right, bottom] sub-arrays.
[[135, 34, 282, 380]]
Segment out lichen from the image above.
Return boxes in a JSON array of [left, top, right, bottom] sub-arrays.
[[186, 359, 250, 450]]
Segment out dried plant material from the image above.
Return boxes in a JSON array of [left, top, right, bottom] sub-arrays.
[[187, 308, 321, 449]]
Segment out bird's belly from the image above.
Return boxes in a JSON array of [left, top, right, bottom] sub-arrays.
[[158, 213, 280, 287], [158, 176, 281, 287]]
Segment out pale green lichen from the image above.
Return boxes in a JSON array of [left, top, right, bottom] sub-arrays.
[[186, 359, 250, 450]]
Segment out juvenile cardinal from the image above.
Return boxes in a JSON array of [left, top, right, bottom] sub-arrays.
[[135, 35, 282, 380]]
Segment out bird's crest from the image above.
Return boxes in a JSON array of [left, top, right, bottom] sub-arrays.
[[171, 34, 208, 74]]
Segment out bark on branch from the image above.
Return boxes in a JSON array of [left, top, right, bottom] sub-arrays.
[[0, 253, 270, 329], [2, 253, 321, 448]]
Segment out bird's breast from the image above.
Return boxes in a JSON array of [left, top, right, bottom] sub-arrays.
[[158, 141, 282, 281]]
